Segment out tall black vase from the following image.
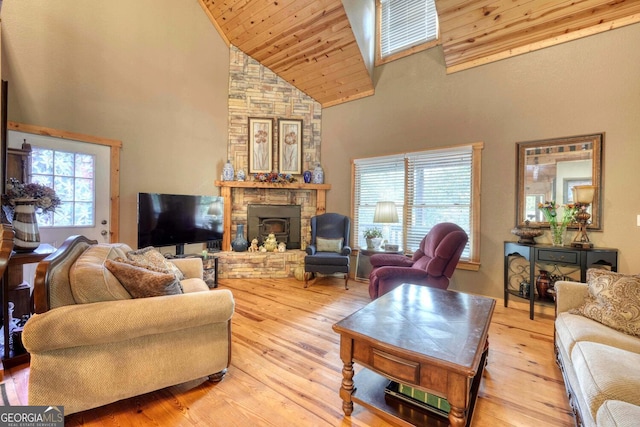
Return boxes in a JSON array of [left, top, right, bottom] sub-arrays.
[[231, 224, 248, 252]]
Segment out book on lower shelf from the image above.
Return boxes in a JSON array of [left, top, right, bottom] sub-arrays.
[[384, 381, 450, 418]]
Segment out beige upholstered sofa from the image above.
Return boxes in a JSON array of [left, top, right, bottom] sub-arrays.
[[555, 272, 640, 427], [23, 235, 234, 415]]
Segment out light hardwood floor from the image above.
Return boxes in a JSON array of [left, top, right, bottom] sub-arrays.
[[4, 277, 575, 426]]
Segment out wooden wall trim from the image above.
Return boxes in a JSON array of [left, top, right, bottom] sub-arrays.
[[443, 8, 640, 74], [7, 121, 121, 242]]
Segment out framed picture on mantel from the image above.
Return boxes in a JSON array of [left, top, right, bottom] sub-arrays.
[[278, 118, 302, 175], [248, 117, 273, 174]]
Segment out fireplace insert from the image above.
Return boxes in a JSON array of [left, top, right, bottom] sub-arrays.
[[247, 204, 301, 249]]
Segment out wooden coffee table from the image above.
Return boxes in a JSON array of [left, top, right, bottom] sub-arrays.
[[333, 284, 495, 427]]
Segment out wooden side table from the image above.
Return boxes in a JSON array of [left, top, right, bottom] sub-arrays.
[[1, 244, 56, 376], [355, 247, 403, 281]]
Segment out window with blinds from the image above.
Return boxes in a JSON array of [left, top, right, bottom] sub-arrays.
[[379, 0, 438, 59], [353, 154, 405, 250], [352, 143, 482, 267], [406, 147, 472, 260]]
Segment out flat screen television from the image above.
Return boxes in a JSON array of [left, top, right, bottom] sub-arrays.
[[137, 192, 223, 255]]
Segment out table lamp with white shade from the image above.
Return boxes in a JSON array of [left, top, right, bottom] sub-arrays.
[[374, 201, 399, 250], [571, 185, 596, 248]]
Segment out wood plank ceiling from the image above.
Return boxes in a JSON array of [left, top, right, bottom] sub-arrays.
[[198, 0, 640, 108], [199, 0, 374, 108], [437, 0, 640, 73]]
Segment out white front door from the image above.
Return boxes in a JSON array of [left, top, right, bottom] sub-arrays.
[[8, 130, 111, 247]]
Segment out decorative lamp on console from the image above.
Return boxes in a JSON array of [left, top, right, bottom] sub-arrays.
[[571, 185, 597, 248], [374, 201, 399, 250]]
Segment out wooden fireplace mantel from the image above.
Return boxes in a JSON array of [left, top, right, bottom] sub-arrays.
[[214, 180, 331, 251]]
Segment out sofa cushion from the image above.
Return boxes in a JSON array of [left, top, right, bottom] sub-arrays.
[[570, 269, 640, 337], [572, 342, 640, 420], [556, 312, 640, 358], [597, 400, 640, 427], [69, 244, 133, 304], [126, 246, 185, 280], [105, 259, 183, 298]]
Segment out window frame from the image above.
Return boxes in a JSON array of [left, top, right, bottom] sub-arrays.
[[375, 0, 440, 66], [351, 142, 482, 271]]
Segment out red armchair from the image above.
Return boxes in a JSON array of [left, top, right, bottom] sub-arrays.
[[368, 222, 468, 299]]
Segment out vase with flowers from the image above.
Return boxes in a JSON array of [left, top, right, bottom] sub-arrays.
[[2, 178, 61, 252], [538, 201, 578, 246]]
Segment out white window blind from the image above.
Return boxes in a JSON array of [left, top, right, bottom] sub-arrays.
[[353, 155, 405, 249], [352, 143, 481, 265], [406, 146, 472, 260], [380, 0, 438, 58]]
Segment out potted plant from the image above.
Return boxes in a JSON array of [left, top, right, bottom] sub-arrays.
[[363, 227, 383, 250]]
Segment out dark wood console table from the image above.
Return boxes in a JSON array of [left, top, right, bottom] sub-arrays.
[[1, 244, 56, 376], [504, 242, 618, 319]]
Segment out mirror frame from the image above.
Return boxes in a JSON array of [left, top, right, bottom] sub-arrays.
[[516, 133, 603, 230]]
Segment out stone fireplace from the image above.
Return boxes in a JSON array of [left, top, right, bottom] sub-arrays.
[[247, 204, 301, 249], [214, 181, 330, 251], [213, 181, 330, 279]]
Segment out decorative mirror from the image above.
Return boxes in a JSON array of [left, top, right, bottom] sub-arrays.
[[516, 133, 603, 230]]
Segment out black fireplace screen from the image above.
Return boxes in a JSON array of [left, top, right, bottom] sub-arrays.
[[247, 204, 301, 249]]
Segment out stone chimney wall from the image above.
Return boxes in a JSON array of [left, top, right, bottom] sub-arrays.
[[227, 45, 322, 176]]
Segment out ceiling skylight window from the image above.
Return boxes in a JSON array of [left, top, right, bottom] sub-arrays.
[[378, 0, 439, 63]]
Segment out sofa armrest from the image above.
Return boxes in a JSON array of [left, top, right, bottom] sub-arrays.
[[555, 280, 588, 314], [170, 257, 204, 279], [23, 289, 234, 353]]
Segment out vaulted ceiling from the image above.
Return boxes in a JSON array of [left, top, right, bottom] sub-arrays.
[[198, 0, 640, 108]]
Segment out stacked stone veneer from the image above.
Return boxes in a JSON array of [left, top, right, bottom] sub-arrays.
[[220, 186, 318, 278], [216, 250, 305, 280], [222, 46, 323, 278], [227, 45, 322, 175]]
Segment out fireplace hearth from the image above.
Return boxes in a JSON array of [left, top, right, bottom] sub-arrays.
[[247, 204, 301, 249]]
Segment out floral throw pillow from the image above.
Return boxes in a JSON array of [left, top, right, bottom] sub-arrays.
[[126, 246, 185, 280], [570, 269, 640, 337]]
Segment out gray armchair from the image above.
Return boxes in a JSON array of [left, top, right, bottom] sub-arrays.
[[304, 213, 351, 289]]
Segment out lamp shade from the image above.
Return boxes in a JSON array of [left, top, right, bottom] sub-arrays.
[[374, 201, 399, 223], [572, 185, 596, 204]]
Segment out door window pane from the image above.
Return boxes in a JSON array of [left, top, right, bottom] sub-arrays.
[[31, 147, 96, 227]]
